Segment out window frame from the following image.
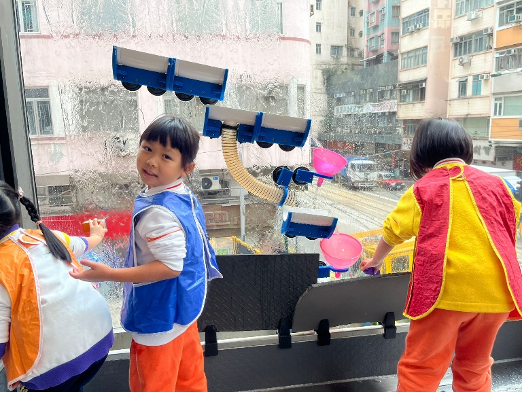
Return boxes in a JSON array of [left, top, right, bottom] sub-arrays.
[[316, 22, 322, 33], [458, 78, 468, 98], [16, 0, 39, 34], [316, 0, 322, 11], [316, 43, 321, 54], [472, 75, 482, 96], [25, 87, 53, 136]]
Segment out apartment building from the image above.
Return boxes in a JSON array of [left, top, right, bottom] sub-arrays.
[[447, 0, 495, 154], [310, 0, 364, 137], [317, 0, 401, 172], [397, 0, 452, 151], [364, 0, 401, 67], [489, 0, 522, 170]]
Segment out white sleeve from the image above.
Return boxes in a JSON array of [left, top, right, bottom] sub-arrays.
[[0, 284, 11, 344], [53, 231, 88, 257], [136, 208, 186, 271]]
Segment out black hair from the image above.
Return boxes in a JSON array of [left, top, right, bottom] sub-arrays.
[[140, 115, 200, 169], [409, 118, 473, 180], [0, 181, 72, 263]]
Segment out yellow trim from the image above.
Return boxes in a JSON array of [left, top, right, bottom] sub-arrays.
[[463, 179, 522, 318]]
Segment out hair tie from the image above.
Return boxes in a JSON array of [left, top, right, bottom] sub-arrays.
[[35, 221, 42, 227], [17, 187, 24, 200]]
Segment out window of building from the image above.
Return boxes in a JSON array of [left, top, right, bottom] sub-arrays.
[[400, 84, 426, 103], [37, 185, 74, 208], [277, 2, 283, 34], [351, 7, 356, 16], [392, 5, 400, 18], [378, 87, 393, 101], [402, 9, 429, 34], [472, 75, 482, 96], [458, 77, 468, 97], [494, 97, 504, 116], [316, 0, 322, 11], [359, 9, 363, 16], [16, 0, 39, 33], [401, 47, 428, 69], [498, 1, 522, 27], [25, 88, 52, 136], [392, 31, 400, 44], [350, 28, 355, 37], [380, 33, 385, 47], [316, 22, 321, 32], [316, 43, 321, 54], [359, 30, 363, 37], [331, 45, 343, 58], [495, 47, 522, 71], [405, 124, 418, 135], [456, 0, 494, 17], [453, 31, 489, 57], [369, 12, 376, 26], [493, 95, 522, 116], [368, 36, 378, 51], [381, 9, 386, 22]]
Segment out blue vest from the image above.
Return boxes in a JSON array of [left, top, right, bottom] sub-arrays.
[[121, 191, 221, 334]]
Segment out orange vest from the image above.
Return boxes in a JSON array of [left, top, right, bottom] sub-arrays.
[[406, 165, 522, 319]]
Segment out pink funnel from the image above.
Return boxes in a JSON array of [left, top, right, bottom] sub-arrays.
[[312, 148, 348, 187], [320, 233, 363, 276]]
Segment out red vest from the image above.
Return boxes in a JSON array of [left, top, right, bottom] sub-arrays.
[[406, 165, 522, 320]]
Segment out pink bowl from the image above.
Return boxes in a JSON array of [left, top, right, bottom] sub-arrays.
[[320, 233, 363, 270], [312, 148, 348, 186]]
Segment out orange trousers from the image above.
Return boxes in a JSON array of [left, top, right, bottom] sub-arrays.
[[129, 323, 207, 392], [397, 308, 509, 392]]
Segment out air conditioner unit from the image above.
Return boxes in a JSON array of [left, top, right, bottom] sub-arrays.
[[508, 14, 522, 22], [406, 26, 414, 32], [483, 27, 493, 35], [479, 74, 490, 80], [458, 55, 470, 65], [415, 23, 423, 29], [419, 82, 426, 88], [513, 48, 520, 54], [201, 176, 222, 191], [466, 11, 478, 21], [450, 36, 462, 43]]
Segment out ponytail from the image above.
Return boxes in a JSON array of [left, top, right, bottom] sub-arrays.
[[19, 196, 72, 263]]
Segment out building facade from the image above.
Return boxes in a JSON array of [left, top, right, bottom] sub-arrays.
[[397, 0, 452, 152], [309, 0, 364, 139], [364, 0, 401, 67]]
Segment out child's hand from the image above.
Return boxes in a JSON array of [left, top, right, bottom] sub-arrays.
[[69, 260, 113, 282], [89, 219, 108, 239], [360, 258, 382, 272]]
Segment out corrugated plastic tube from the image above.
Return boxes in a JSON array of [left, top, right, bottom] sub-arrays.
[[221, 128, 297, 207]]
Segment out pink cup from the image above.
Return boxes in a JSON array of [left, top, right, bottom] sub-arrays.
[[312, 148, 348, 187]]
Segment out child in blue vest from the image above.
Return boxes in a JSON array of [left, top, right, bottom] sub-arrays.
[[360, 118, 522, 391], [71, 115, 221, 392]]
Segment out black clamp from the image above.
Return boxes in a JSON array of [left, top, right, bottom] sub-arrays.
[[278, 317, 292, 349], [382, 312, 396, 339], [204, 325, 218, 357], [316, 319, 331, 346]]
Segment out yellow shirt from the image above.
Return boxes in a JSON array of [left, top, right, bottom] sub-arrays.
[[383, 163, 520, 313]]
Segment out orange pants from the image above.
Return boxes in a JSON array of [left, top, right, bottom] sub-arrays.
[[397, 308, 509, 392], [129, 322, 207, 392]]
